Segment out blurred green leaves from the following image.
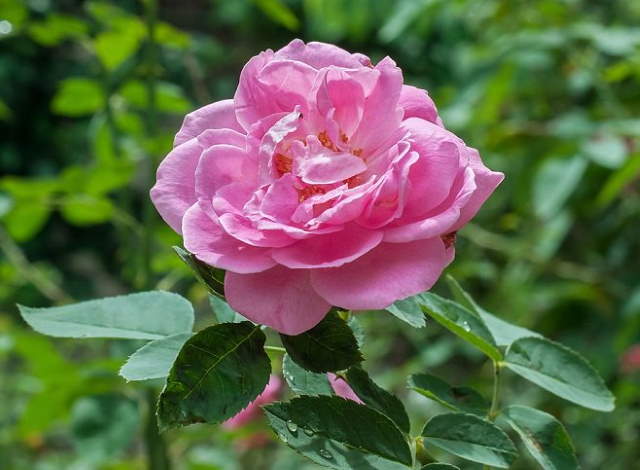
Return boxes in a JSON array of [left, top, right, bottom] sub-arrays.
[[51, 78, 105, 117]]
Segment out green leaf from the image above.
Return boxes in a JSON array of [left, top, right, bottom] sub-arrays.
[[119, 333, 191, 381], [345, 367, 410, 434], [421, 465, 460, 470], [158, 322, 270, 429], [70, 394, 139, 463], [28, 14, 88, 46], [504, 337, 615, 411], [252, 0, 300, 31], [155, 22, 190, 49], [264, 396, 413, 469], [60, 194, 114, 225], [93, 17, 145, 70], [282, 353, 333, 396], [51, 78, 105, 117], [386, 296, 427, 328], [408, 373, 489, 416], [18, 291, 194, 340], [421, 413, 518, 468], [119, 80, 191, 113], [2, 200, 51, 241], [280, 311, 363, 373], [209, 295, 248, 324], [596, 152, 640, 208], [418, 293, 502, 361], [446, 275, 541, 347], [501, 405, 578, 470], [533, 155, 587, 220], [174, 246, 225, 298]]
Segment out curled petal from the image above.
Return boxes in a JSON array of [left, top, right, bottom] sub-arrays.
[[174, 99, 243, 147], [182, 203, 276, 273], [225, 266, 332, 335], [398, 85, 442, 126], [275, 39, 371, 69]]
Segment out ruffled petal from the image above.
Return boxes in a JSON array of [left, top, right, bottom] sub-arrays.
[[225, 266, 331, 335], [150, 138, 202, 233], [274, 39, 371, 70], [272, 224, 383, 269], [182, 203, 276, 273], [310, 238, 450, 310], [398, 85, 442, 126]]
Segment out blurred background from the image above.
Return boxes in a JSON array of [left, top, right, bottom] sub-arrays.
[[1, 0, 639, 469]]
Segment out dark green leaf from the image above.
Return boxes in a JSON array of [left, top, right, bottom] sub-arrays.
[[209, 295, 248, 324], [421, 413, 518, 468], [418, 293, 502, 361], [18, 291, 194, 339], [158, 322, 270, 429], [280, 311, 362, 373], [504, 337, 615, 411], [264, 396, 413, 469], [282, 354, 333, 396], [446, 275, 541, 346], [345, 367, 410, 433], [408, 373, 489, 416], [387, 296, 427, 328], [174, 246, 225, 298], [501, 405, 578, 470], [119, 333, 191, 381]]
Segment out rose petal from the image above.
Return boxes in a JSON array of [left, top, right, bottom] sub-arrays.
[[275, 39, 370, 70], [272, 224, 383, 269], [182, 203, 276, 273], [398, 85, 442, 126], [298, 151, 367, 185], [310, 238, 450, 310], [225, 266, 331, 335], [174, 99, 243, 147]]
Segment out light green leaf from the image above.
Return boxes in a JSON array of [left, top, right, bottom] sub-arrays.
[[28, 14, 88, 46], [60, 194, 114, 225], [408, 373, 489, 416], [119, 80, 191, 113], [282, 353, 333, 396], [280, 311, 363, 373], [418, 293, 502, 361], [119, 333, 192, 381], [93, 17, 145, 70], [505, 337, 615, 411], [264, 396, 413, 469], [155, 22, 190, 49], [596, 152, 640, 208], [18, 291, 194, 340], [158, 322, 270, 429], [387, 295, 427, 328], [446, 275, 540, 346], [208, 295, 248, 324], [345, 367, 410, 433], [51, 78, 105, 117], [421, 413, 518, 468], [2, 200, 51, 241], [421, 465, 460, 470], [501, 405, 579, 470]]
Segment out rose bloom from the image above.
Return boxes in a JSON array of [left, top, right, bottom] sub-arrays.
[[222, 375, 282, 430], [151, 39, 503, 335]]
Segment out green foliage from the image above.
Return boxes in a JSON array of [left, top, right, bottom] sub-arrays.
[[280, 311, 363, 373], [119, 333, 191, 381], [157, 322, 270, 429], [70, 394, 139, 464], [344, 366, 410, 433], [408, 373, 489, 416], [282, 353, 333, 396], [418, 293, 502, 361], [18, 291, 194, 339], [501, 405, 579, 470], [421, 465, 460, 470], [209, 295, 249, 324], [264, 396, 413, 469], [51, 78, 106, 116], [174, 246, 226, 298], [421, 413, 518, 468], [504, 337, 615, 411], [386, 295, 427, 328]]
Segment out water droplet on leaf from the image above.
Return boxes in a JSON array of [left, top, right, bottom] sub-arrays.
[[319, 449, 333, 459], [286, 420, 298, 432], [303, 427, 314, 436]]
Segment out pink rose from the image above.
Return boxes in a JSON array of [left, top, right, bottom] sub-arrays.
[[328, 373, 363, 404], [620, 344, 640, 374], [151, 39, 503, 335], [222, 375, 282, 429]]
